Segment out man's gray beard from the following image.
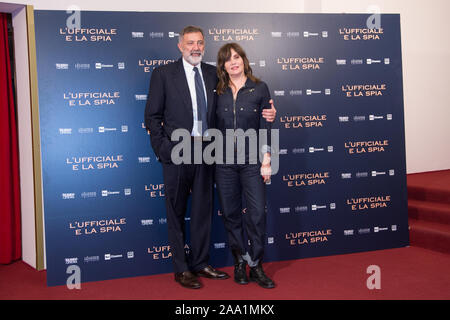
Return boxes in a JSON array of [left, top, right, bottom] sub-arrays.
[[185, 52, 203, 66]]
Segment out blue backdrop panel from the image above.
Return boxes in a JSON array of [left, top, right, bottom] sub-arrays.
[[34, 11, 408, 286]]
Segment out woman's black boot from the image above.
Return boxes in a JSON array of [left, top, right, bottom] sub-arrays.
[[232, 251, 248, 284], [249, 263, 275, 289]]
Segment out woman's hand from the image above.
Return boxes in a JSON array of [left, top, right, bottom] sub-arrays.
[[262, 100, 277, 122], [261, 153, 271, 183]]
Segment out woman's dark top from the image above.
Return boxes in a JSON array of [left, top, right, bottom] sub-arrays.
[[215, 77, 272, 165]]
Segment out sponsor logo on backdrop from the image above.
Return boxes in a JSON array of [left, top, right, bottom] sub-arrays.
[[64, 91, 120, 107], [74, 63, 90, 70], [337, 58, 390, 66], [138, 156, 151, 163], [59, 27, 117, 42], [81, 191, 97, 198], [346, 195, 391, 211], [338, 114, 393, 123], [214, 243, 226, 249], [208, 28, 259, 41], [149, 32, 164, 38], [339, 28, 384, 40], [289, 89, 302, 96], [344, 229, 354, 236], [307, 88, 331, 95], [356, 172, 369, 178], [56, 63, 69, 70], [274, 88, 330, 96], [101, 189, 119, 197], [61, 188, 132, 200], [131, 31, 144, 38], [367, 58, 390, 65], [271, 31, 327, 38], [280, 115, 327, 129], [104, 253, 123, 261], [294, 206, 308, 213], [83, 255, 100, 263], [132, 31, 166, 39], [278, 145, 333, 155], [359, 228, 371, 234], [138, 59, 175, 72], [98, 125, 128, 133], [145, 184, 165, 198], [344, 224, 397, 236], [271, 31, 282, 38], [277, 57, 325, 71], [59, 126, 128, 135], [141, 219, 153, 226], [371, 169, 395, 177], [286, 229, 332, 245], [282, 172, 330, 187], [95, 62, 124, 70], [313, 203, 336, 211], [286, 31, 300, 38], [65, 155, 124, 171], [341, 84, 386, 97], [280, 203, 336, 214], [58, 128, 72, 135], [69, 218, 126, 236], [374, 226, 388, 233], [344, 140, 389, 154], [65, 257, 78, 264], [78, 128, 94, 134], [303, 31, 328, 38], [62, 193, 75, 199], [135, 94, 147, 101], [309, 146, 334, 153]]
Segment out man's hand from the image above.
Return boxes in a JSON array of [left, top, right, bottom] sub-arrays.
[[262, 99, 277, 123]]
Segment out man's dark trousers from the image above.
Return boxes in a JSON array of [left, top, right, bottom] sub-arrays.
[[162, 143, 214, 273]]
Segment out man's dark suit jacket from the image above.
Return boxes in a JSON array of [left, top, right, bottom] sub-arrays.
[[144, 58, 217, 163]]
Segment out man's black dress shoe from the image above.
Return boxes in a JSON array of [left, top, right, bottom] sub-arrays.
[[174, 271, 202, 289], [195, 265, 230, 279]]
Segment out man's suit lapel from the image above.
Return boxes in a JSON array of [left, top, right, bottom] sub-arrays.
[[172, 58, 193, 117]]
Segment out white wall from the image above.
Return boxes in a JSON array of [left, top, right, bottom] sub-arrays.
[[4, 0, 450, 174]]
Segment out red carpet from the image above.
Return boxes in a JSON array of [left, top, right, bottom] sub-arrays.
[[0, 246, 449, 300], [408, 170, 450, 254], [1, 170, 449, 300]]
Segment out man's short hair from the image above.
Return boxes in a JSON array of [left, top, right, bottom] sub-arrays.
[[179, 25, 204, 42]]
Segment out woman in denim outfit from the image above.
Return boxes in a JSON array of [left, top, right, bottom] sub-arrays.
[[215, 42, 275, 289]]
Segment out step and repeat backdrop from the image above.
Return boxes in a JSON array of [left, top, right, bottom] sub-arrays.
[[34, 11, 409, 286]]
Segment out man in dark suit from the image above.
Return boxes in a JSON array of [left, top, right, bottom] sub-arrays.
[[144, 26, 276, 289]]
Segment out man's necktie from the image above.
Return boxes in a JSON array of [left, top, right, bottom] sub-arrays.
[[193, 66, 208, 135]]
